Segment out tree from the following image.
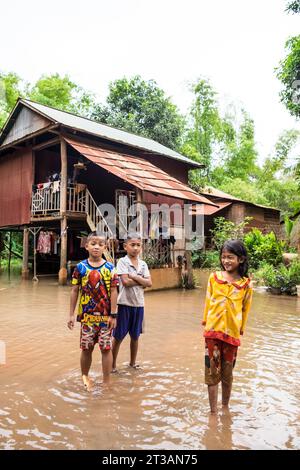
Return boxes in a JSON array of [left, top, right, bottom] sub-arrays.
[[28, 73, 95, 117], [182, 78, 223, 170], [0, 71, 24, 128], [219, 111, 259, 180], [259, 129, 300, 182], [277, 35, 300, 118], [91, 75, 184, 150], [286, 0, 300, 14]]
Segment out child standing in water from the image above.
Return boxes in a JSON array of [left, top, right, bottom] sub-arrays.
[[112, 233, 152, 372], [67, 232, 119, 390], [202, 239, 253, 413]]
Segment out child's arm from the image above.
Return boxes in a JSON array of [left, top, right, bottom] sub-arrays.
[[68, 285, 79, 330], [240, 286, 253, 335], [128, 273, 152, 288], [120, 274, 140, 287], [202, 274, 213, 326], [107, 286, 118, 331]]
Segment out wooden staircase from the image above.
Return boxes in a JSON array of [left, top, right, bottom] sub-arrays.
[[85, 188, 115, 263]]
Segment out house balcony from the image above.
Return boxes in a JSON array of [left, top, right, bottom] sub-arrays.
[[31, 182, 87, 218]]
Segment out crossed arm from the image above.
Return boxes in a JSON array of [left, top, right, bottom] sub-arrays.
[[120, 273, 152, 288]]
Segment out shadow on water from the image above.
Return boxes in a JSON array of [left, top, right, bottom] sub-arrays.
[[0, 277, 299, 449]]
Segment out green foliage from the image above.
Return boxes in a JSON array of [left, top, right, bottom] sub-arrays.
[[192, 250, 219, 269], [277, 35, 300, 118], [143, 255, 165, 269], [183, 78, 223, 170], [255, 262, 285, 289], [286, 1, 300, 14], [221, 111, 259, 180], [210, 217, 252, 250], [243, 229, 285, 270], [91, 75, 184, 150], [255, 259, 300, 294], [28, 73, 95, 117], [0, 71, 24, 128], [284, 216, 294, 239]]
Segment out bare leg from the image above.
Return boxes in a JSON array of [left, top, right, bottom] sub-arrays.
[[222, 381, 232, 408], [80, 349, 94, 391], [102, 349, 113, 384], [130, 337, 139, 367], [208, 384, 218, 413], [112, 337, 123, 370]]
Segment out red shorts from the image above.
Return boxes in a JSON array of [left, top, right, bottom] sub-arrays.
[[205, 338, 238, 386], [80, 323, 112, 351]]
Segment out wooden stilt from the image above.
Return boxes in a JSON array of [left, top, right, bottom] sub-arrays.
[[8, 232, 12, 278], [59, 217, 68, 285], [184, 247, 194, 289], [22, 228, 29, 279], [58, 138, 68, 285]]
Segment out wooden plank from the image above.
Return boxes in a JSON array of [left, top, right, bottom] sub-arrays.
[[2, 107, 51, 146], [33, 137, 60, 151]]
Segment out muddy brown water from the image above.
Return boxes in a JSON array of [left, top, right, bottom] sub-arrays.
[[0, 275, 299, 450]]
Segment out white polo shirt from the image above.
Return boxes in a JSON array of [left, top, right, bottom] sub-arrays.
[[117, 255, 150, 307]]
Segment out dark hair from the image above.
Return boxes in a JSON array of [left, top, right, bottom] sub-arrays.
[[124, 232, 142, 243], [86, 231, 107, 242], [220, 239, 249, 278]]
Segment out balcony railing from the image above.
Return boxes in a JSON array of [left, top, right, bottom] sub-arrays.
[[31, 182, 86, 216]]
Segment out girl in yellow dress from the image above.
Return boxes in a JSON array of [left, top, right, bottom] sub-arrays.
[[202, 239, 253, 413]]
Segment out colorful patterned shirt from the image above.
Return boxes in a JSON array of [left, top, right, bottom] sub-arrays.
[[202, 271, 253, 346], [71, 259, 119, 326]]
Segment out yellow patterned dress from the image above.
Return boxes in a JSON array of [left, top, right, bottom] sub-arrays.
[[202, 271, 253, 346]]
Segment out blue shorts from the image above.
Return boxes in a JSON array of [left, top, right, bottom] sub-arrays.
[[113, 305, 144, 341]]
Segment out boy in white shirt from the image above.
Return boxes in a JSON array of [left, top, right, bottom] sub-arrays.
[[112, 233, 152, 372]]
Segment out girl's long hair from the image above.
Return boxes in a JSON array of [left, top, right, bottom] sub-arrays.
[[220, 239, 249, 278]]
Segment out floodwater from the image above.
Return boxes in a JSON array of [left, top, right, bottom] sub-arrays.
[[0, 274, 299, 450]]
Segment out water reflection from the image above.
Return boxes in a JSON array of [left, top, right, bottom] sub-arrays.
[[0, 276, 299, 449]]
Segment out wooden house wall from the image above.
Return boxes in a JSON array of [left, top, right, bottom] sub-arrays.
[[0, 147, 33, 227]]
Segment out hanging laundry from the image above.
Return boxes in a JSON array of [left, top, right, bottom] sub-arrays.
[[37, 231, 52, 254], [53, 181, 60, 193]]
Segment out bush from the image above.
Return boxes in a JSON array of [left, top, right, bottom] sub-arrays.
[[244, 229, 285, 270], [192, 250, 220, 269], [254, 259, 300, 295], [210, 217, 252, 250]]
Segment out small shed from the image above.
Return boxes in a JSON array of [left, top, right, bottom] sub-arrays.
[[199, 186, 281, 246]]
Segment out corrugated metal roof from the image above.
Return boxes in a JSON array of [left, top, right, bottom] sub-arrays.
[[0, 99, 202, 168], [190, 201, 232, 216], [66, 138, 216, 205]]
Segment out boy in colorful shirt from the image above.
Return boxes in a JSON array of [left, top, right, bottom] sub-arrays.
[[67, 232, 118, 390]]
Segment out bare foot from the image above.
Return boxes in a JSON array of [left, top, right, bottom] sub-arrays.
[[82, 375, 94, 392], [129, 363, 142, 370]]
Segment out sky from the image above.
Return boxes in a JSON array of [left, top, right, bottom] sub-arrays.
[[0, 0, 299, 162]]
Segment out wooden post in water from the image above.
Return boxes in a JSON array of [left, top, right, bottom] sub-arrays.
[[59, 138, 68, 285], [136, 189, 144, 256], [22, 227, 29, 279], [8, 231, 12, 278], [184, 245, 194, 289]]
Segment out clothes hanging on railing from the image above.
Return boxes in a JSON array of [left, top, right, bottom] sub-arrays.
[[53, 181, 60, 193]]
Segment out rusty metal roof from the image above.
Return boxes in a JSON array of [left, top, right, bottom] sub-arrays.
[[200, 186, 280, 212], [66, 138, 216, 205], [0, 99, 202, 168]]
